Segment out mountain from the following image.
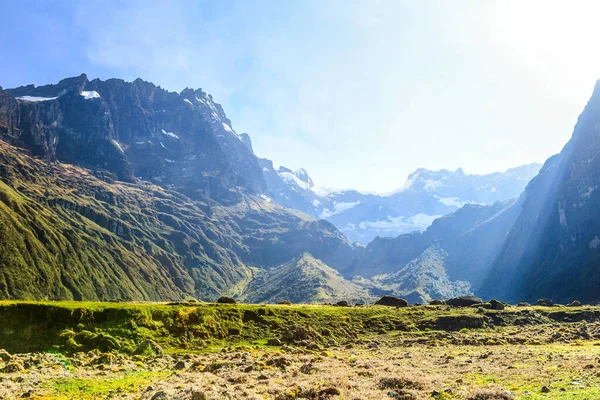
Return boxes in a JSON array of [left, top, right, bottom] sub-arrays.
[[481, 81, 600, 304], [3, 74, 265, 204], [0, 76, 363, 302], [260, 159, 540, 243], [358, 80, 600, 304], [240, 253, 371, 304], [347, 198, 521, 302]]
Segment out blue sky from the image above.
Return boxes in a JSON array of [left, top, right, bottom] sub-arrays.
[[2, 0, 600, 192]]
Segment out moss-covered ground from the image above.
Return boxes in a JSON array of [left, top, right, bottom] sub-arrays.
[[2, 301, 600, 399]]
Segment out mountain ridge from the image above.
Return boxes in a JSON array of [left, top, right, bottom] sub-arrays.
[[260, 157, 540, 243]]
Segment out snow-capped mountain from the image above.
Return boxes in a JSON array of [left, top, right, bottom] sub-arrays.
[[259, 161, 542, 243]]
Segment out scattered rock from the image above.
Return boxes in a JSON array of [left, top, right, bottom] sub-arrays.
[[1, 362, 24, 373], [568, 300, 582, 307], [387, 390, 415, 399], [317, 387, 341, 397], [151, 391, 167, 400], [267, 338, 282, 346], [375, 296, 408, 307], [174, 360, 188, 370], [191, 391, 207, 400], [367, 342, 379, 349], [217, 296, 236, 304], [278, 300, 292, 305], [335, 301, 349, 307], [133, 339, 164, 356], [0, 349, 11, 362], [516, 302, 531, 307], [446, 296, 483, 307], [541, 386, 551, 393], [430, 300, 446, 305], [535, 298, 554, 307]]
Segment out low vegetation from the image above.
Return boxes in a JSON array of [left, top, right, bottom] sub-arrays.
[[2, 301, 600, 398]]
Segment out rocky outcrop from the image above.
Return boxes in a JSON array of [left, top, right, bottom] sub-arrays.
[[3, 75, 266, 204]]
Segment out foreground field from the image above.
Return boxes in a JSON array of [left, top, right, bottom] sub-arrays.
[[1, 301, 600, 399]]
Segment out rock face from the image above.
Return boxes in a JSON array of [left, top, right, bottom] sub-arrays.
[[260, 158, 540, 244], [481, 81, 600, 304], [3, 74, 266, 204]]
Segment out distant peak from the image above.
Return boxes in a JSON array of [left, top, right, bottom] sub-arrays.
[[293, 168, 314, 188]]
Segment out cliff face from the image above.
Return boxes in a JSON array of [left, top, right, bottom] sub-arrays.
[[482, 82, 600, 303], [2, 74, 266, 204]]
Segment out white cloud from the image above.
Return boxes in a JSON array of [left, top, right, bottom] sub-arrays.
[[74, 0, 597, 192]]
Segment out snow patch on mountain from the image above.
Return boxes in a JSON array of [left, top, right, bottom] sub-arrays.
[[259, 159, 542, 244], [161, 129, 179, 139], [81, 91, 100, 99], [16, 96, 58, 102]]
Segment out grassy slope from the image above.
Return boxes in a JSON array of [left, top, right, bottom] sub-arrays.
[[0, 141, 361, 303], [0, 141, 252, 301], [240, 253, 372, 304]]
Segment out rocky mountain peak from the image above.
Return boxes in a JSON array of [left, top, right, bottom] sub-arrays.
[[1, 74, 267, 203]]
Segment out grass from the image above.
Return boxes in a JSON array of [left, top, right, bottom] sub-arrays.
[[42, 371, 171, 399], [3, 302, 600, 398]]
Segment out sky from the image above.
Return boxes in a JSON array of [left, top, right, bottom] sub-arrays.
[[1, 0, 600, 192]]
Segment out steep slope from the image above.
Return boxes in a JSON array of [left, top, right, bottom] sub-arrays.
[[259, 159, 540, 243], [483, 81, 600, 303], [349, 199, 521, 301], [3, 75, 266, 204], [0, 140, 359, 301], [241, 253, 371, 304]]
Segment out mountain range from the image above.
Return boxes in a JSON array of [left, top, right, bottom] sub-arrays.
[[259, 159, 540, 243], [1, 73, 599, 304]]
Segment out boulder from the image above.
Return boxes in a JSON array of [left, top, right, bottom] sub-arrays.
[[335, 300, 349, 307], [217, 296, 236, 304], [267, 338, 282, 346], [446, 296, 483, 307], [374, 296, 408, 307], [278, 300, 292, 305], [489, 299, 506, 310], [517, 302, 531, 307], [0, 349, 11, 362], [430, 300, 446, 305], [535, 298, 554, 307], [567, 300, 582, 307]]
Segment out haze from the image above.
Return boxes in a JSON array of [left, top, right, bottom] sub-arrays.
[[1, 0, 599, 192]]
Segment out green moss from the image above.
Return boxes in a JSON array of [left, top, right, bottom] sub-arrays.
[[44, 371, 171, 399]]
